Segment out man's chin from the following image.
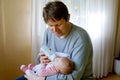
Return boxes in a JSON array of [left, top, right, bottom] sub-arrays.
[[54, 33, 65, 38]]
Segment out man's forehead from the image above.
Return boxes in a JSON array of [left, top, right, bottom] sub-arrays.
[[47, 18, 64, 25]]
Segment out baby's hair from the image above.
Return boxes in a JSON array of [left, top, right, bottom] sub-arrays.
[[58, 57, 74, 74]]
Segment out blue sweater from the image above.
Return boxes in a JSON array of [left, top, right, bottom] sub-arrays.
[[42, 23, 93, 80]]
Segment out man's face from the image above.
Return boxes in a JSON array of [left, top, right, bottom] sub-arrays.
[[47, 18, 69, 37]]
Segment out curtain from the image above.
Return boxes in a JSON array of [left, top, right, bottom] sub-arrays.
[[31, 0, 119, 78], [115, 2, 120, 57]]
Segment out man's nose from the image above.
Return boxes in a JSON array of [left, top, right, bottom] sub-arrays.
[[52, 27, 58, 32]]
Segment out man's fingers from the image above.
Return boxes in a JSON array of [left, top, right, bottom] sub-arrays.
[[24, 71, 37, 80], [29, 70, 36, 75], [41, 60, 51, 64], [41, 56, 48, 60], [38, 52, 51, 64], [24, 75, 29, 79], [38, 52, 45, 56]]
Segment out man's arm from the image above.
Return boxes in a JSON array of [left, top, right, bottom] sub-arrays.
[[46, 43, 92, 80]]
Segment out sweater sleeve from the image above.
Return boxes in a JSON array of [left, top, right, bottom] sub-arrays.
[[52, 43, 92, 80]]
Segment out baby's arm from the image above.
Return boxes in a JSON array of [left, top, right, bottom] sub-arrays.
[[32, 64, 41, 72], [37, 63, 58, 77]]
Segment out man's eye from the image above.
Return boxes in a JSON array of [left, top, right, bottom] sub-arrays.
[[58, 24, 61, 26], [50, 25, 53, 27], [56, 24, 61, 27]]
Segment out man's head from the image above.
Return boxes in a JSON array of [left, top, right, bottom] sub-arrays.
[[43, 1, 71, 38], [54, 57, 74, 74], [43, 1, 69, 23]]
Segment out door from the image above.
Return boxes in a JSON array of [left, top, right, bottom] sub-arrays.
[[0, 0, 32, 79]]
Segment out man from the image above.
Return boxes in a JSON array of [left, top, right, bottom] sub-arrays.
[[17, 1, 93, 80]]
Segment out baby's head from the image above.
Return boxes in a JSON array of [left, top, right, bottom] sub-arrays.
[[54, 57, 74, 74]]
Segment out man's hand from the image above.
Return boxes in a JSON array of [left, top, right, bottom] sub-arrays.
[[39, 52, 51, 64], [24, 70, 45, 80]]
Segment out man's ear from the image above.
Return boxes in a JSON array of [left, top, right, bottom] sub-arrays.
[[67, 14, 70, 21]]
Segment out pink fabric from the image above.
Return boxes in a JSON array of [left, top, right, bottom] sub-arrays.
[[36, 63, 58, 77]]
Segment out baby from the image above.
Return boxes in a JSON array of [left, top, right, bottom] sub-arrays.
[[20, 46, 74, 77]]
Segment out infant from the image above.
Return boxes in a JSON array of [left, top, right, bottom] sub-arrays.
[[20, 46, 74, 77]]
